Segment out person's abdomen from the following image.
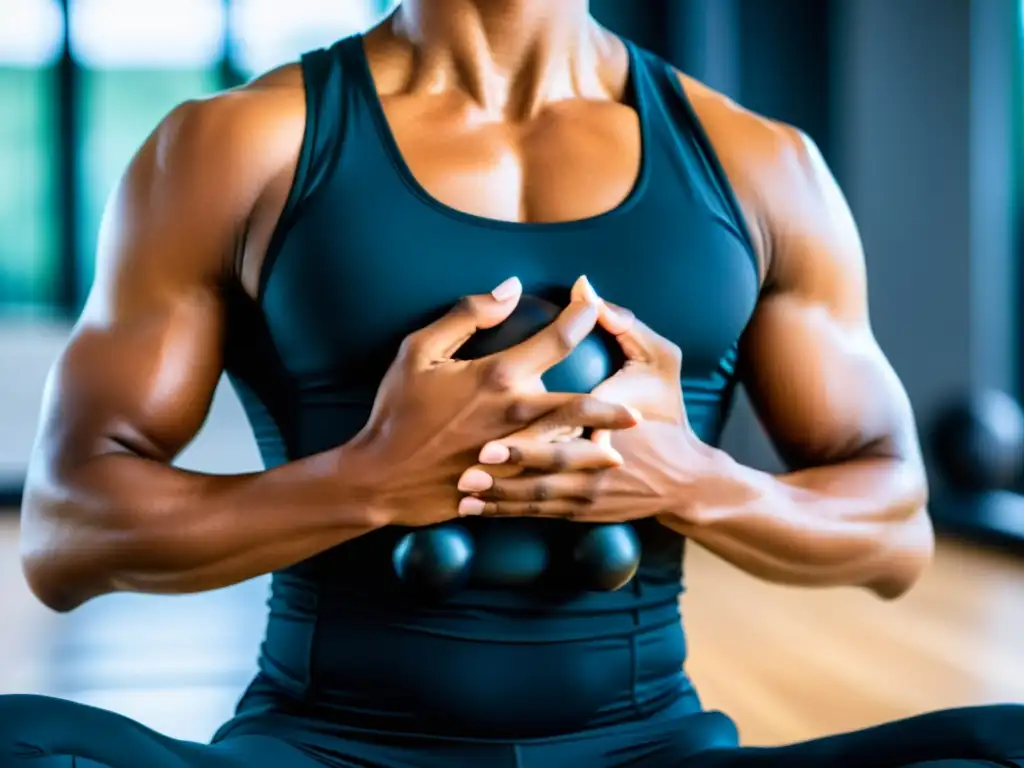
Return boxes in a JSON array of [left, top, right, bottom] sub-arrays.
[[254, 524, 695, 739]]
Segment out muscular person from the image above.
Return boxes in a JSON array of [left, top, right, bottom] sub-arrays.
[[5, 1, 1024, 766]]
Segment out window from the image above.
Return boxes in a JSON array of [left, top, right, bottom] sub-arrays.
[[0, 0, 62, 314], [229, 0, 396, 78], [70, 0, 225, 306], [0, 0, 397, 314]]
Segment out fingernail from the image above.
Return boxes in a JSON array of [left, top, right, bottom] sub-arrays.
[[577, 275, 601, 305], [479, 443, 511, 464], [458, 469, 494, 493], [626, 406, 643, 423], [491, 277, 522, 302], [459, 497, 486, 516], [567, 303, 599, 345]]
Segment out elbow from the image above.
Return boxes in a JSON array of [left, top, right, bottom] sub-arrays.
[[19, 544, 93, 618], [868, 501, 935, 601], [19, 486, 108, 613], [21, 555, 88, 613]]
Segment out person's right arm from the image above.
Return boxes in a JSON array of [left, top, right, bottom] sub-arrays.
[[20, 79, 633, 612], [18, 79, 379, 611]]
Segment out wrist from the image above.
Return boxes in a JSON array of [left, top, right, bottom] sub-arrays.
[[328, 436, 397, 530], [668, 444, 765, 528]]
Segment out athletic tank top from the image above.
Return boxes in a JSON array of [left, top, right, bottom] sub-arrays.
[[221, 34, 759, 740]]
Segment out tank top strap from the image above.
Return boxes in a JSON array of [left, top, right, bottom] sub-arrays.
[[623, 41, 758, 269], [258, 36, 363, 300]]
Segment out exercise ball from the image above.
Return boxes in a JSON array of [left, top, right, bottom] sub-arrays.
[[471, 519, 551, 587], [393, 292, 643, 596], [462, 293, 641, 592], [571, 523, 642, 592], [457, 293, 620, 392], [393, 524, 475, 598], [930, 389, 1024, 492]]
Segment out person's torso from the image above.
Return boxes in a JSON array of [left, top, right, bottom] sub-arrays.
[[222, 33, 759, 739]]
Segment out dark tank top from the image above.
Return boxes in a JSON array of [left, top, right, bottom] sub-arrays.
[[221, 34, 759, 740]]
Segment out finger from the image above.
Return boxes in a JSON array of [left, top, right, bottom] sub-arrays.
[[592, 429, 615, 458], [518, 397, 641, 438], [590, 366, 669, 408], [458, 497, 584, 519], [463, 470, 600, 504], [490, 292, 600, 377], [503, 392, 637, 430], [569, 276, 636, 336], [608, 313, 681, 369], [406, 277, 523, 362], [569, 278, 677, 368], [467, 440, 623, 481]]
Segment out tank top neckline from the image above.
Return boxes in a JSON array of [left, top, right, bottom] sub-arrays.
[[347, 34, 654, 233]]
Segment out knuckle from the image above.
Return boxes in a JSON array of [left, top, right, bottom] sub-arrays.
[[564, 396, 592, 423], [482, 359, 518, 392], [455, 294, 482, 317], [507, 444, 525, 464], [505, 400, 533, 425], [663, 340, 683, 364], [534, 480, 551, 501], [550, 447, 570, 472], [580, 476, 600, 502], [398, 331, 425, 359]]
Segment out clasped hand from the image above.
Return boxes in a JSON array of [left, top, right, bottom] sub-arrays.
[[454, 279, 716, 524], [349, 275, 716, 528]]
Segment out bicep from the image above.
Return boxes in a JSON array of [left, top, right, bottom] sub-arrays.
[[33, 102, 244, 477], [738, 131, 920, 470]]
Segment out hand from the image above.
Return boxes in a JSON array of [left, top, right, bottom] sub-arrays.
[[457, 281, 721, 522], [346, 277, 640, 527]]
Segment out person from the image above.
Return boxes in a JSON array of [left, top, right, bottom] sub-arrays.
[[4, 0, 1023, 766]]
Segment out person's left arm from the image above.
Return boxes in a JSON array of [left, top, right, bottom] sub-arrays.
[[655, 124, 932, 600]]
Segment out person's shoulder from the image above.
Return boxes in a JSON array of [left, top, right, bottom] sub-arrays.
[[673, 70, 822, 192], [101, 63, 309, 286], [669, 69, 837, 277], [150, 63, 306, 178]]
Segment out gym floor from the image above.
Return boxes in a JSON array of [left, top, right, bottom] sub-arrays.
[[1, 513, 1022, 748]]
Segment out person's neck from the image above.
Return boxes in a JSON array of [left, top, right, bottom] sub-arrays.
[[391, 0, 610, 119]]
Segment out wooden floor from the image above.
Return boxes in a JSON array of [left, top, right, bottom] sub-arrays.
[[2, 514, 1023, 747], [684, 533, 1024, 745]]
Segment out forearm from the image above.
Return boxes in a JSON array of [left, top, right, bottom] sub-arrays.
[[21, 444, 380, 608], [662, 451, 932, 598]]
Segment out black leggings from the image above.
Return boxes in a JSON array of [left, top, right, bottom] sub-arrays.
[[2, 694, 1024, 767]]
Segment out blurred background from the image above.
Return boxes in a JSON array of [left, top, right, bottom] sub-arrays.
[[1, 0, 1023, 750]]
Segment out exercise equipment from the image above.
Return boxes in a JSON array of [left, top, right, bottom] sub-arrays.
[[393, 524, 475, 598], [930, 389, 1024, 492], [571, 523, 643, 592], [392, 293, 642, 597], [471, 519, 551, 587]]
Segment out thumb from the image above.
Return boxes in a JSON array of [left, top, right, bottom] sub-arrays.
[[570, 276, 635, 336], [573, 280, 667, 368], [412, 277, 522, 361]]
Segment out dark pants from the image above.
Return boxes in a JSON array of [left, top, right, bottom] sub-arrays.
[[2, 694, 1024, 767]]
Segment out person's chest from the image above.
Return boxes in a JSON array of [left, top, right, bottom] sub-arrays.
[[251, 72, 759, 394], [378, 91, 643, 225]]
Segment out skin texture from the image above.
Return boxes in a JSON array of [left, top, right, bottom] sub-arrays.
[[20, 0, 930, 612]]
